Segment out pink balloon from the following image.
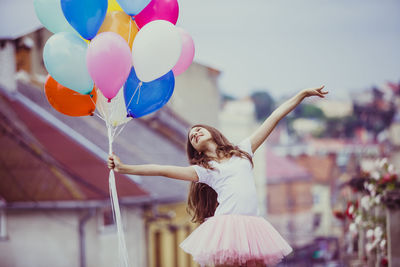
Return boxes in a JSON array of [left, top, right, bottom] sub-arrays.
[[134, 0, 179, 29], [86, 32, 132, 101], [172, 28, 195, 76]]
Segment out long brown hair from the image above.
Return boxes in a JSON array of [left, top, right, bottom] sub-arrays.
[[186, 124, 253, 223]]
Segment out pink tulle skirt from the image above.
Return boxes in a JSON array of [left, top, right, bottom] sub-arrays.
[[180, 214, 293, 266]]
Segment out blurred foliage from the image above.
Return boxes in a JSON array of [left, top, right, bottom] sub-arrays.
[[353, 103, 396, 137], [221, 93, 236, 102], [250, 91, 275, 122], [293, 103, 325, 119], [248, 83, 398, 140], [323, 115, 358, 138]]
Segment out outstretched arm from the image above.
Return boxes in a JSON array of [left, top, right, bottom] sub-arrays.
[[108, 154, 199, 182], [249, 85, 328, 153]]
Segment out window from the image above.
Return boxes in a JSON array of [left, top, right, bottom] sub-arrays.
[[313, 193, 320, 204], [98, 208, 117, 234], [313, 213, 322, 230]]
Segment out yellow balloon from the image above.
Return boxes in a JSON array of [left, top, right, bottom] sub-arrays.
[[108, 0, 123, 12], [98, 11, 138, 49]]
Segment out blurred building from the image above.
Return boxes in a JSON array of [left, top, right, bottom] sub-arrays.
[[0, 94, 148, 266], [0, 81, 192, 267], [265, 148, 313, 247], [295, 154, 340, 238], [0, 76, 202, 267], [387, 83, 400, 170], [169, 62, 221, 128], [325, 82, 400, 267], [315, 99, 353, 118], [389, 112, 400, 168]]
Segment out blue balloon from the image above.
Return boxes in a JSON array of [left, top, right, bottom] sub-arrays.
[[61, 0, 108, 40], [117, 0, 151, 16], [124, 68, 174, 118]]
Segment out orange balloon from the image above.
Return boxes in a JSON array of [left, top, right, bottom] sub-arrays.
[[98, 11, 138, 49], [45, 75, 97, 117]]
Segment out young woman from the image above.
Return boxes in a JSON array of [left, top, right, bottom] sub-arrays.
[[108, 85, 328, 266]]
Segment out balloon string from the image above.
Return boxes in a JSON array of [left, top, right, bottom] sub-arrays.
[[88, 94, 96, 109], [109, 171, 130, 267], [128, 18, 132, 47], [97, 102, 106, 121], [126, 82, 142, 110], [88, 95, 106, 121], [91, 89, 108, 120], [108, 97, 117, 126], [107, 125, 130, 267], [136, 84, 141, 105], [94, 112, 106, 122], [114, 123, 128, 140]]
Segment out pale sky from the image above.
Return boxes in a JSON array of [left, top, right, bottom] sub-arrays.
[[177, 0, 400, 99]]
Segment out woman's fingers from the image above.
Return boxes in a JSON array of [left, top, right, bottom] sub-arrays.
[[107, 155, 115, 169], [108, 162, 115, 169], [315, 86, 328, 98]]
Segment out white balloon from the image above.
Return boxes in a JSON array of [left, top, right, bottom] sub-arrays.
[[132, 20, 182, 82], [96, 88, 132, 127]]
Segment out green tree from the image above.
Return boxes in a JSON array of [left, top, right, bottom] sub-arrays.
[[323, 115, 357, 138], [250, 91, 275, 122], [293, 103, 325, 119], [221, 93, 236, 102]]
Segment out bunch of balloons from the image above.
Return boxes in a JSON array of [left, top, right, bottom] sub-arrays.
[[34, 0, 195, 120]]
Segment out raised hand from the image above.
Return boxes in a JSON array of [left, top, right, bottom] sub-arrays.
[[302, 85, 328, 98]]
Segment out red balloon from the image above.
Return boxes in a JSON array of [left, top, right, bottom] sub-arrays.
[[134, 0, 179, 29], [45, 75, 97, 117]]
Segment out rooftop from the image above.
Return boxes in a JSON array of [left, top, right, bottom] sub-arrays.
[[0, 81, 191, 208], [266, 147, 311, 184]]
